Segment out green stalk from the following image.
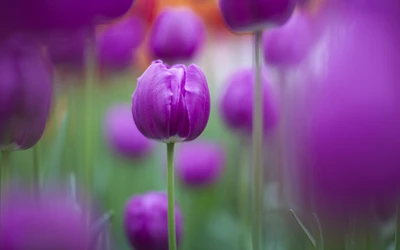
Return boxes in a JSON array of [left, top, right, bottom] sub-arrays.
[[1, 150, 11, 201], [33, 145, 40, 196], [167, 142, 177, 250], [396, 200, 400, 250], [84, 31, 96, 202], [252, 30, 264, 250], [239, 140, 250, 249]]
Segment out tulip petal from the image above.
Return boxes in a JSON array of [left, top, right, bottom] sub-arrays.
[[184, 64, 210, 141]]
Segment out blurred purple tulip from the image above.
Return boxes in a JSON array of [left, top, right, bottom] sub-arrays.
[[29, 0, 135, 31], [0, 192, 89, 250], [175, 140, 226, 187], [290, 10, 400, 220], [124, 191, 183, 250], [97, 16, 145, 72], [263, 11, 314, 67], [104, 104, 155, 159], [43, 29, 86, 70], [218, 0, 297, 32], [219, 68, 279, 135], [324, 0, 400, 17], [149, 7, 205, 63], [132, 60, 210, 143], [0, 35, 52, 150]]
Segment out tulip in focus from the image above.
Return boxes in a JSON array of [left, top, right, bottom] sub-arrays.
[[0, 35, 52, 150], [97, 16, 145, 72], [175, 140, 226, 187], [124, 191, 183, 250], [132, 60, 210, 143], [218, 0, 297, 32], [219, 68, 279, 135], [0, 192, 89, 250], [263, 11, 314, 67], [149, 7, 205, 63], [104, 104, 155, 159]]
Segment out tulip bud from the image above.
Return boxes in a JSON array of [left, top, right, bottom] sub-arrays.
[[218, 0, 297, 33], [104, 104, 155, 159], [149, 7, 205, 63], [124, 191, 183, 250], [97, 16, 145, 72], [175, 140, 226, 187], [219, 68, 279, 135], [132, 60, 210, 143], [0, 35, 52, 150], [0, 193, 89, 250], [263, 11, 315, 67]]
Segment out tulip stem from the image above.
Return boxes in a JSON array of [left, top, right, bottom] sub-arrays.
[[84, 32, 96, 209], [239, 140, 251, 249], [33, 145, 40, 196], [1, 150, 11, 201], [395, 200, 400, 250], [167, 142, 177, 250], [252, 30, 264, 250]]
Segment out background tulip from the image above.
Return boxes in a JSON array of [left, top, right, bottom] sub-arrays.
[[104, 104, 155, 159], [97, 16, 145, 72], [0, 35, 52, 150], [0, 192, 89, 250], [219, 68, 278, 135], [263, 11, 314, 68], [149, 7, 205, 63], [132, 60, 210, 143], [124, 191, 183, 250], [175, 140, 226, 187], [218, 0, 297, 32], [288, 10, 400, 221]]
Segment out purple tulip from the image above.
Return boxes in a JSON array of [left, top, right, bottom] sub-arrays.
[[175, 140, 226, 187], [43, 29, 86, 70], [0, 193, 89, 250], [218, 0, 297, 33], [132, 60, 210, 143], [124, 191, 183, 250], [290, 10, 400, 220], [263, 11, 314, 67], [28, 0, 135, 31], [324, 0, 400, 17], [219, 68, 279, 135], [0, 35, 52, 150], [149, 7, 205, 63], [104, 104, 155, 159], [97, 16, 145, 72]]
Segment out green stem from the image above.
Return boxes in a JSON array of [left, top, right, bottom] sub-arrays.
[[167, 143, 177, 250], [33, 145, 40, 196], [1, 151, 11, 201], [239, 140, 250, 249], [396, 201, 400, 250], [252, 30, 264, 250], [84, 31, 96, 202]]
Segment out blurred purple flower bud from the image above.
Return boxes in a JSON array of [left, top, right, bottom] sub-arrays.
[[218, 0, 297, 33], [291, 11, 400, 220], [175, 140, 226, 188], [124, 191, 183, 250], [97, 16, 145, 72], [149, 7, 205, 63], [0, 193, 89, 250], [263, 11, 315, 67], [132, 60, 210, 143], [43, 29, 86, 70], [324, 0, 400, 17], [219, 68, 279, 135], [104, 103, 155, 159], [0, 35, 52, 150], [28, 0, 135, 31]]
